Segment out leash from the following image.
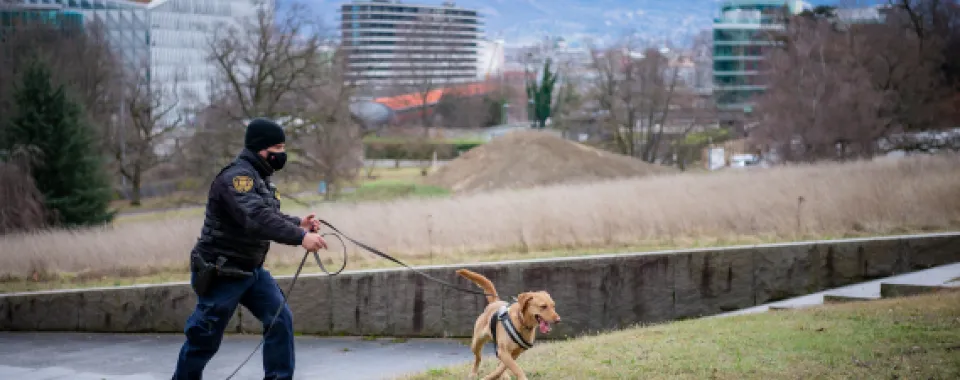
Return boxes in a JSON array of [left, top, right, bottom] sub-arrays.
[[316, 220, 490, 296], [224, 219, 491, 379]]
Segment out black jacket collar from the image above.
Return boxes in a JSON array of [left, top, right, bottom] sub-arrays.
[[238, 148, 274, 178]]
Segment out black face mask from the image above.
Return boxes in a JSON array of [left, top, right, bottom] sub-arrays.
[[265, 151, 287, 170]]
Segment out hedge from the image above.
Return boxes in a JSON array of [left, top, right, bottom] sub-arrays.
[[364, 140, 484, 160]]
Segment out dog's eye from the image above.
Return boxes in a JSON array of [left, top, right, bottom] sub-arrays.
[[540, 305, 547, 310]]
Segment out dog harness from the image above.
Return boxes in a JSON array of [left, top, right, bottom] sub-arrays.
[[489, 304, 533, 357]]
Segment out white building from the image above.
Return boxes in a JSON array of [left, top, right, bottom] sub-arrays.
[[476, 38, 504, 80], [145, 0, 266, 111], [339, 0, 483, 86]]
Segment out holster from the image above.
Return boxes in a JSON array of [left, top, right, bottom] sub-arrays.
[[190, 253, 254, 297]]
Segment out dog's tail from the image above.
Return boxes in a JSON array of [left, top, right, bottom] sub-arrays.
[[456, 269, 499, 304]]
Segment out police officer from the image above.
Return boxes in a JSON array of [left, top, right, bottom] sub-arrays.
[[173, 118, 327, 380]]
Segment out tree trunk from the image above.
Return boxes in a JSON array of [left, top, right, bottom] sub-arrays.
[[131, 167, 142, 206], [322, 172, 336, 201]]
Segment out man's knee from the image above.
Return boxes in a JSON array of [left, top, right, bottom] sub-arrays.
[[184, 302, 232, 349], [263, 303, 294, 330]]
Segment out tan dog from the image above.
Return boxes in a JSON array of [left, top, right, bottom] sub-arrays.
[[456, 269, 561, 380]]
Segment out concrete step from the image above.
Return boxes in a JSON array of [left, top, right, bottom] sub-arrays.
[[822, 294, 877, 304], [768, 305, 797, 311], [879, 283, 956, 299], [712, 261, 960, 319]]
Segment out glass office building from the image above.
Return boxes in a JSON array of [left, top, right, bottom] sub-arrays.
[[3, 0, 265, 112], [3, 0, 150, 75], [712, 0, 810, 112], [0, 4, 84, 31]]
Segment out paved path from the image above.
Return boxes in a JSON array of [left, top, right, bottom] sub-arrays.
[[0, 332, 485, 380]]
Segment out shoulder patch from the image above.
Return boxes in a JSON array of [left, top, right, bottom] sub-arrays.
[[232, 175, 254, 193]]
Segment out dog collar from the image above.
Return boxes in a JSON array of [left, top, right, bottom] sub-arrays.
[[489, 304, 533, 356]]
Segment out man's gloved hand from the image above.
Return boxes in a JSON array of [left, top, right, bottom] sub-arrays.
[[300, 213, 321, 232], [301, 232, 328, 252]]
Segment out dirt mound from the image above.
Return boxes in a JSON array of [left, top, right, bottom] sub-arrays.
[[424, 130, 674, 193]]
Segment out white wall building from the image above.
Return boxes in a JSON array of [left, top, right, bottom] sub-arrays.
[[339, 0, 483, 86], [145, 0, 267, 111]]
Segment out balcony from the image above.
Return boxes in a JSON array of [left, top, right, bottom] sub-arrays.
[[714, 84, 767, 92], [714, 15, 783, 25]]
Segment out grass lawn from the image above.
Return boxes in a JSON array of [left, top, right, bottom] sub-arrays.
[[338, 179, 449, 202], [271, 167, 447, 204], [401, 290, 960, 380], [110, 167, 439, 224]]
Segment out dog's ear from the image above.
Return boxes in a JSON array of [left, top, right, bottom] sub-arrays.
[[518, 292, 534, 314]]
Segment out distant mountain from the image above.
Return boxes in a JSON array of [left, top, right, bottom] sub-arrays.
[[306, 0, 837, 48], [457, 0, 720, 48]]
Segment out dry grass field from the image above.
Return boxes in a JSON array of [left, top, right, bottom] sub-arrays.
[[1, 154, 959, 289]]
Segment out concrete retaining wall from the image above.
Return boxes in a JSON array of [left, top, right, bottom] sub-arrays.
[[2, 232, 959, 339]]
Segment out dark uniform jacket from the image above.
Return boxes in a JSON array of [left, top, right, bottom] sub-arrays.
[[192, 148, 305, 271]]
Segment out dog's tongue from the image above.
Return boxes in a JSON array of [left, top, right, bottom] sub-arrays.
[[538, 319, 551, 334]]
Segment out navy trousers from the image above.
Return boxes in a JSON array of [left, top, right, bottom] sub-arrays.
[[173, 267, 295, 380]]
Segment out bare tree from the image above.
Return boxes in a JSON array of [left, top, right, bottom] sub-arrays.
[[283, 47, 364, 200], [750, 16, 890, 161], [174, 0, 366, 201], [0, 145, 50, 235], [177, 97, 239, 181], [199, 1, 332, 163], [391, 13, 471, 134], [435, 79, 506, 129], [550, 61, 585, 132], [588, 38, 686, 163], [110, 67, 184, 206], [749, 2, 958, 161], [876, 0, 959, 133]]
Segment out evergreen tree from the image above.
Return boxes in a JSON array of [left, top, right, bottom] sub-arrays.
[[525, 59, 558, 129], [4, 56, 115, 227]]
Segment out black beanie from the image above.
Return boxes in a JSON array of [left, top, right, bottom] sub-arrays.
[[244, 118, 286, 152]]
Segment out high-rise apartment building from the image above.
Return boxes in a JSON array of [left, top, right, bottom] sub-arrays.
[[712, 0, 810, 112], [339, 0, 483, 87]]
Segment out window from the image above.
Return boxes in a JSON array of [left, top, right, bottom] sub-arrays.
[[714, 29, 760, 43], [714, 61, 740, 72]]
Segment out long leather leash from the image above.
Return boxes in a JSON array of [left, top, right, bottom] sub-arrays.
[[224, 219, 491, 379]]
